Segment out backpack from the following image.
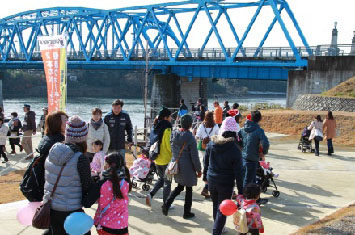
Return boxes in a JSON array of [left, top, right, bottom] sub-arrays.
[[20, 155, 46, 202], [201, 125, 214, 150], [149, 141, 159, 161], [233, 208, 248, 233]]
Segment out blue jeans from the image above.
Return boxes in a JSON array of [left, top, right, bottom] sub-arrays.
[[327, 138, 334, 154], [209, 183, 234, 235], [314, 140, 319, 155], [243, 160, 258, 188], [150, 164, 171, 203]]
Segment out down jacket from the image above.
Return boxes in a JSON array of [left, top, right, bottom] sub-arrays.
[[238, 120, 269, 162], [203, 135, 243, 194]]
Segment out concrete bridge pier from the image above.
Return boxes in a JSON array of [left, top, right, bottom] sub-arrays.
[[151, 74, 208, 118]]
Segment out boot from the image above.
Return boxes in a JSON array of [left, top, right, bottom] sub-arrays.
[[183, 212, 195, 219], [201, 188, 210, 198], [11, 150, 16, 154], [19, 145, 23, 152]]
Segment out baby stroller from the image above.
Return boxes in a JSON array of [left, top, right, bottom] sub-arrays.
[[297, 127, 315, 153], [129, 146, 157, 191], [256, 161, 280, 198]]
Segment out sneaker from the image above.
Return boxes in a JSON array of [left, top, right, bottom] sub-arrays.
[[145, 194, 152, 207], [183, 212, 195, 219], [2, 161, 7, 163], [222, 227, 227, 233], [256, 198, 268, 205], [162, 204, 169, 216], [10, 151, 16, 154]]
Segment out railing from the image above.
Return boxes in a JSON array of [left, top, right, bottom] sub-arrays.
[[2, 44, 355, 61]]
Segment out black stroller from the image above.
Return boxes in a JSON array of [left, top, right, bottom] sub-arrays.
[[130, 146, 157, 191], [297, 127, 315, 153], [256, 161, 280, 198]]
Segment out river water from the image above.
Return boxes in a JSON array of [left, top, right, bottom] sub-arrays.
[[3, 96, 286, 128]]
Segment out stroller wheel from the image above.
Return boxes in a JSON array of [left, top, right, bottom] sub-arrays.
[[311, 149, 315, 153], [272, 191, 280, 197], [297, 146, 301, 150], [261, 187, 267, 193], [132, 181, 138, 189], [302, 149, 306, 153], [147, 178, 153, 184], [142, 184, 150, 191]]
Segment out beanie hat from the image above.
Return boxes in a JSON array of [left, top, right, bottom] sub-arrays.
[[180, 114, 193, 129], [66, 115, 88, 143], [246, 113, 252, 121], [219, 117, 238, 134], [158, 106, 171, 119]]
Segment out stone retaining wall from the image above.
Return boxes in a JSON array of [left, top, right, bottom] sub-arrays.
[[292, 94, 355, 112]]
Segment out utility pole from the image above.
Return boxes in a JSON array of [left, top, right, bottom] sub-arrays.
[[143, 41, 149, 142]]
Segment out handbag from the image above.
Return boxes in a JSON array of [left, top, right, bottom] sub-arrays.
[[166, 142, 186, 177], [32, 163, 67, 229], [149, 141, 159, 161], [314, 128, 323, 142]]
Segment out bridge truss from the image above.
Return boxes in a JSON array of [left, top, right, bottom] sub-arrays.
[[0, 0, 313, 80]]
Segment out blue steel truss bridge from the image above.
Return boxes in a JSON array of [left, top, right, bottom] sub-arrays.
[[0, 0, 315, 80]]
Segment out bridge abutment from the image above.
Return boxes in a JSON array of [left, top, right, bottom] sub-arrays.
[[287, 56, 355, 107], [151, 74, 208, 117]]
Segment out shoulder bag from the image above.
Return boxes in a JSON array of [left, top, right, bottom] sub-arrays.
[[32, 163, 67, 229], [166, 142, 186, 177]]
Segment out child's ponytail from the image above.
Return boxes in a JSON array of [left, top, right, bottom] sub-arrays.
[[105, 152, 132, 199]]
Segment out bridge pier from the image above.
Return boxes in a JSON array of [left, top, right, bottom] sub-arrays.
[[151, 74, 208, 118], [0, 72, 3, 110]]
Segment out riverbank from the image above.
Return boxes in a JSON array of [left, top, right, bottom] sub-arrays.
[[258, 110, 355, 147]]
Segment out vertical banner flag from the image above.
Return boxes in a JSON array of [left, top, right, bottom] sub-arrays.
[[38, 35, 67, 113]]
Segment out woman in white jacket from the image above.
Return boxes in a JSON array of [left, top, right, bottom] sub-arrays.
[[86, 108, 110, 161], [308, 115, 323, 157], [0, 117, 9, 163]]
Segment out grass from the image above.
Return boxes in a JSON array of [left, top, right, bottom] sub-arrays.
[[321, 77, 355, 98], [293, 203, 355, 234]]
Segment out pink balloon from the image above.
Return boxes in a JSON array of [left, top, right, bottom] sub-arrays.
[[17, 202, 42, 226]]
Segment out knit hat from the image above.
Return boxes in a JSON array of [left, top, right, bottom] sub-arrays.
[[65, 115, 88, 143], [219, 117, 238, 134], [246, 113, 252, 121], [158, 106, 171, 119], [180, 114, 193, 129]]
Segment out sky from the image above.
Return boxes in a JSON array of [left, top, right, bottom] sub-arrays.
[[0, 0, 354, 49]]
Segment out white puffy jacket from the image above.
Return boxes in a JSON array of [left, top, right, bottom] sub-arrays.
[[87, 122, 110, 154]]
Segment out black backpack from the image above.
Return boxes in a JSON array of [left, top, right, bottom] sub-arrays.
[[20, 155, 46, 202]]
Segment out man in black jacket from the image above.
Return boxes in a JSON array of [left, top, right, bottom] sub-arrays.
[[22, 104, 36, 159], [104, 99, 133, 161]]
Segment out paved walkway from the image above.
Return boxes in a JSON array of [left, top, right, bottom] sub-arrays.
[[0, 133, 354, 235]]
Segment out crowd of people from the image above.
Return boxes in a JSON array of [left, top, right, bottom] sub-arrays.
[[0, 98, 337, 235]]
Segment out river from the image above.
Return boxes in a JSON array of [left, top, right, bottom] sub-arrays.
[[3, 95, 286, 128]]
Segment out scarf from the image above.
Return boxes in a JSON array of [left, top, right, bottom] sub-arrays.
[[90, 119, 103, 130]]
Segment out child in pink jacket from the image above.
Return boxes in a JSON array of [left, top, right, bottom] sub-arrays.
[[90, 140, 106, 177], [94, 152, 132, 235]]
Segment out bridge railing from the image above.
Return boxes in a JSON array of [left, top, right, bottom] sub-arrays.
[[2, 44, 354, 61]]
